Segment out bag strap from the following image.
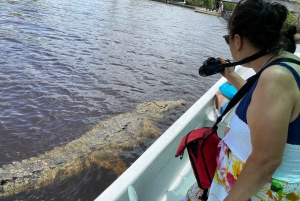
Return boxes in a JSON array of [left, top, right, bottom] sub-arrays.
[[214, 57, 300, 126]]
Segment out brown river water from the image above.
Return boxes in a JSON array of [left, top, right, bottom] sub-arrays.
[[0, 0, 232, 200]]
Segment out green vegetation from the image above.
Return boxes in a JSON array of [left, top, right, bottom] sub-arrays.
[[185, 0, 235, 11], [285, 2, 300, 31], [286, 12, 297, 26], [203, 0, 214, 9], [223, 2, 235, 11], [185, 0, 204, 7]]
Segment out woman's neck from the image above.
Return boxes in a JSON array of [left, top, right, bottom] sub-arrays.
[[242, 50, 281, 73]]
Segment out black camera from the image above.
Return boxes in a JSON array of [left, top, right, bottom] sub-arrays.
[[198, 57, 225, 77]]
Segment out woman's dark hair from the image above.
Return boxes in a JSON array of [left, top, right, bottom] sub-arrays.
[[228, 0, 288, 50], [281, 25, 297, 53]]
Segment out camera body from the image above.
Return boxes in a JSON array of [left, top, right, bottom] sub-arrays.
[[198, 57, 225, 77]]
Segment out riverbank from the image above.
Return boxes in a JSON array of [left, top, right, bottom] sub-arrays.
[[151, 0, 195, 9], [195, 8, 221, 16], [151, 0, 222, 17]]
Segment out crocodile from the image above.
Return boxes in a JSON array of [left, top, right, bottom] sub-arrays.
[[0, 100, 186, 198]]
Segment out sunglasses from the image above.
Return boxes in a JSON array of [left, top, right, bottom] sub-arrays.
[[223, 35, 230, 45]]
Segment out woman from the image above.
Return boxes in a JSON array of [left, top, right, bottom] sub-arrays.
[[181, 0, 300, 200]]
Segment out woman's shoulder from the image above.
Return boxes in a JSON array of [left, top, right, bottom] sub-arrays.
[[265, 52, 300, 80], [258, 56, 300, 95]]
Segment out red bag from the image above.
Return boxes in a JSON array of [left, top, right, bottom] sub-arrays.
[[175, 126, 220, 200]]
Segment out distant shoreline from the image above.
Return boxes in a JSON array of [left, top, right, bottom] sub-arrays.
[[150, 0, 197, 9], [150, 0, 223, 17]]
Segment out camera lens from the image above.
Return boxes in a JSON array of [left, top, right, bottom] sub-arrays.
[[198, 66, 207, 77]]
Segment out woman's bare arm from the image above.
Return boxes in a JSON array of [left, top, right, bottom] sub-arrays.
[[224, 66, 296, 201]]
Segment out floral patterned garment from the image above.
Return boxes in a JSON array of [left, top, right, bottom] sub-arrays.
[[183, 140, 300, 201]]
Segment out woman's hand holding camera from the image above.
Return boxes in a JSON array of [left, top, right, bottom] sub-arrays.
[[219, 57, 236, 78], [218, 57, 246, 90]]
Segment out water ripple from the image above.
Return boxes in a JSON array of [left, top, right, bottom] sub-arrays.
[[0, 0, 232, 200]]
